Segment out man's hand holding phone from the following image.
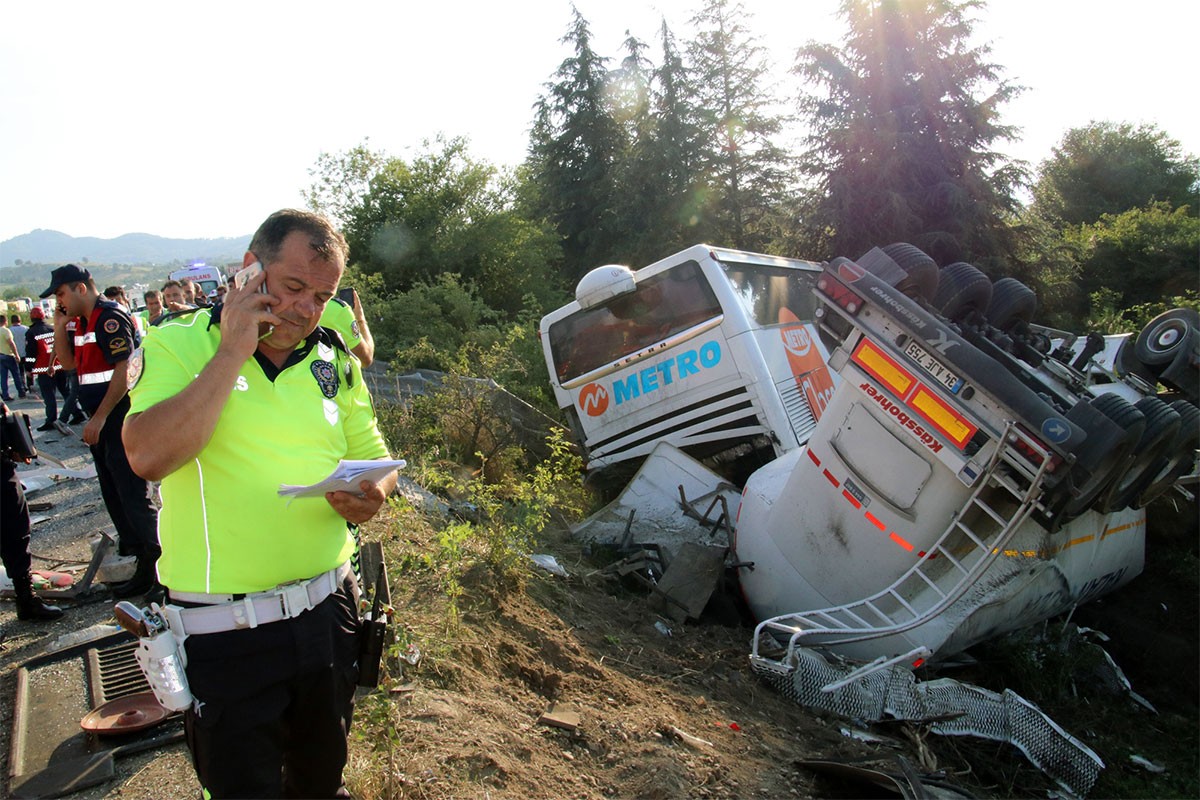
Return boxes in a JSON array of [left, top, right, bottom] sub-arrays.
[[220, 262, 281, 361]]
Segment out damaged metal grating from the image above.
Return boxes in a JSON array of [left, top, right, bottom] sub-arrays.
[[86, 640, 151, 705]]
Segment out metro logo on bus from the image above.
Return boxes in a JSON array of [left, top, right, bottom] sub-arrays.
[[579, 383, 611, 417], [576, 341, 722, 417], [782, 326, 813, 357]]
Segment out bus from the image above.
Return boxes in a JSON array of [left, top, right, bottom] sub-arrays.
[[539, 245, 838, 478]]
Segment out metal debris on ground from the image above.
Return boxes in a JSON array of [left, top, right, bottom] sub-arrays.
[[753, 645, 1104, 797], [651, 542, 727, 622]]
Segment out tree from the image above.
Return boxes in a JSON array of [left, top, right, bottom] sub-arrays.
[[687, 0, 792, 251], [1032, 122, 1199, 228], [526, 8, 627, 280], [1070, 202, 1199, 311], [342, 137, 563, 319], [303, 140, 386, 228], [610, 19, 712, 264], [795, 0, 1025, 267]]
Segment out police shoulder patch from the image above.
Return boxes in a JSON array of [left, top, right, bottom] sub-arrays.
[[127, 347, 145, 390], [103, 318, 121, 334], [311, 360, 339, 398]]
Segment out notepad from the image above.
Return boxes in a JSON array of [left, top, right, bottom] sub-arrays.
[[278, 459, 406, 497]]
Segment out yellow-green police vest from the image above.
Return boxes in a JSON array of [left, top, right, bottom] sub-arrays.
[[128, 308, 389, 594]]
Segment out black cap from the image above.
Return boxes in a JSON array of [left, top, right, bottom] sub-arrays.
[[40, 264, 91, 298]]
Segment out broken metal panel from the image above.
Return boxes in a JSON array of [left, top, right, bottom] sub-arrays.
[[572, 442, 740, 558], [752, 646, 1103, 798], [653, 543, 728, 623]]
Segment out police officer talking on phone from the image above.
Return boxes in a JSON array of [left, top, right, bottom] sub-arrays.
[[123, 209, 398, 799]]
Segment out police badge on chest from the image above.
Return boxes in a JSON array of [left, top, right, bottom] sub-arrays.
[[311, 360, 339, 398]]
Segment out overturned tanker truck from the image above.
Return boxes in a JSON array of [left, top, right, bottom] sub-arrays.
[[541, 243, 1198, 794]]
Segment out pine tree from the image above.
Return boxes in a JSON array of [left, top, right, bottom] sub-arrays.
[[687, 0, 792, 252], [611, 19, 712, 264], [796, 0, 1025, 267], [526, 8, 627, 280]]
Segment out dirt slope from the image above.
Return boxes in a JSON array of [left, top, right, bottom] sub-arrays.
[[2, 389, 1196, 799]]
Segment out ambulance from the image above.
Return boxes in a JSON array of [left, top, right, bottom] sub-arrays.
[[168, 262, 226, 299]]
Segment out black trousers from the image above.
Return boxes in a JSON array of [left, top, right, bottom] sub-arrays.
[[181, 575, 361, 798], [1, 456, 32, 582], [36, 374, 60, 423], [89, 395, 159, 560]]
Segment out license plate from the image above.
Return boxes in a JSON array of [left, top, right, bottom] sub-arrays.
[[904, 340, 963, 393]]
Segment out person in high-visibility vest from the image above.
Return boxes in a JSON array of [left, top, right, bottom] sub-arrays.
[[43, 264, 160, 598], [125, 209, 397, 798]]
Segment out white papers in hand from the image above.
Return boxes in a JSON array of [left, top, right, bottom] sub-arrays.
[[278, 459, 406, 498]]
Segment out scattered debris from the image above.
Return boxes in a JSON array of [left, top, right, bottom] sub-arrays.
[[653, 620, 672, 637], [839, 726, 893, 745], [651, 542, 726, 623], [538, 703, 581, 732], [392, 475, 450, 517], [17, 465, 98, 495], [799, 757, 977, 799], [754, 645, 1104, 797], [1129, 754, 1166, 774], [571, 443, 739, 556], [529, 554, 569, 577], [46, 624, 124, 654], [666, 724, 713, 749]]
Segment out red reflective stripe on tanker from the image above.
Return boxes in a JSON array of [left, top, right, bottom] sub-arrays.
[[811, 449, 926, 556]]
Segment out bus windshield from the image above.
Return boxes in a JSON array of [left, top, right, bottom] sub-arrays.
[[549, 260, 722, 384], [720, 260, 821, 328]]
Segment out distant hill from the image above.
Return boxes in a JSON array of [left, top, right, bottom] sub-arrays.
[[0, 229, 252, 266]]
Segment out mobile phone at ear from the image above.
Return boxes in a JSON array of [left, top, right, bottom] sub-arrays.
[[234, 262, 268, 294], [337, 286, 356, 305]]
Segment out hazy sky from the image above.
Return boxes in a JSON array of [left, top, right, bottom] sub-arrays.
[[1, 0, 1196, 243]]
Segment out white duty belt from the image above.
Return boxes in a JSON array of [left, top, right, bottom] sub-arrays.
[[164, 561, 351, 636]]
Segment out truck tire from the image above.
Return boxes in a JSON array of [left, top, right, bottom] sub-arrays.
[[1133, 308, 1199, 366], [1134, 400, 1199, 507], [932, 262, 992, 322], [986, 278, 1037, 331], [881, 243, 939, 303], [1094, 396, 1180, 512], [1114, 335, 1159, 386], [1058, 393, 1143, 520]]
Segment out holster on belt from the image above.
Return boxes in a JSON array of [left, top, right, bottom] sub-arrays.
[[357, 570, 390, 687]]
